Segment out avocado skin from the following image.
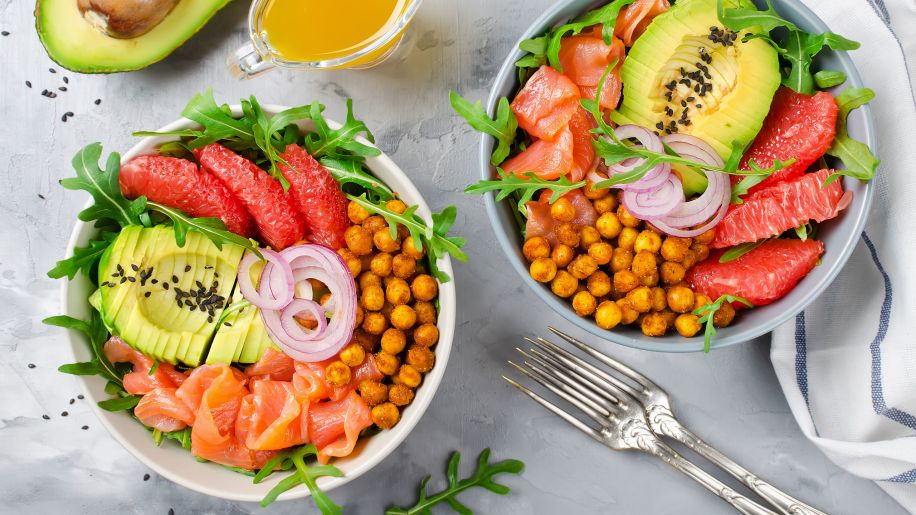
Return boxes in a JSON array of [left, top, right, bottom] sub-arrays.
[[35, 0, 230, 74]]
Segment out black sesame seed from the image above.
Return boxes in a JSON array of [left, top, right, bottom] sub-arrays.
[[655, 122, 664, 130], [81, 425, 89, 430], [195, 280, 203, 289], [78, 394, 84, 399], [69, 398, 75, 404], [686, 96, 695, 102], [144, 292, 151, 298], [61, 115, 68, 122], [49, 67, 56, 73], [1, 31, 9, 36], [58, 86, 67, 92], [207, 316, 213, 323], [127, 276, 136, 283], [120, 277, 127, 284], [131, 264, 139, 272], [144, 474, 151, 481], [224, 322, 233, 327], [63, 76, 69, 84], [169, 509, 175, 515], [38, 193, 45, 199], [696, 103, 703, 108], [176, 300, 183, 308], [25, 80, 32, 88], [28, 363, 36, 369], [61, 411, 68, 417], [185, 265, 192, 273], [163, 283, 170, 290], [42, 414, 50, 420]]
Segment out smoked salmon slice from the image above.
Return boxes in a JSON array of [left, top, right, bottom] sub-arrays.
[[560, 30, 626, 110], [511, 65, 581, 141], [568, 105, 597, 181], [307, 391, 373, 464], [245, 347, 296, 381], [104, 337, 186, 395], [502, 126, 575, 180], [614, 0, 670, 47], [244, 380, 310, 451], [134, 388, 195, 432]]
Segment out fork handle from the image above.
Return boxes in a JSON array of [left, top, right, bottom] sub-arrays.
[[649, 408, 826, 515], [639, 434, 777, 515]]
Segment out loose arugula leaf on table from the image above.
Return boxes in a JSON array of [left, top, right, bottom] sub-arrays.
[[256, 445, 344, 514], [320, 157, 394, 201], [814, 70, 847, 89], [48, 231, 117, 280], [304, 99, 382, 160], [60, 143, 149, 228], [146, 201, 262, 258], [347, 194, 468, 283], [45, 311, 121, 386], [386, 448, 524, 515], [825, 87, 880, 184], [449, 92, 518, 166], [694, 295, 754, 353], [465, 169, 586, 215]]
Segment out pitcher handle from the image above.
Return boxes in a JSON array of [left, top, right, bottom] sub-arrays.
[[227, 40, 275, 79]]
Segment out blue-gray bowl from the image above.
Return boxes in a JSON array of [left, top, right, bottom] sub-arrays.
[[480, 0, 876, 352]]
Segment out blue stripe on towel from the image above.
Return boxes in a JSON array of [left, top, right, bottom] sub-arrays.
[[863, 233, 916, 431], [795, 311, 810, 407], [884, 468, 916, 484]]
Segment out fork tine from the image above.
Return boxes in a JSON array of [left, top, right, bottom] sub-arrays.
[[548, 326, 655, 389], [509, 360, 612, 426], [532, 337, 642, 399], [518, 353, 617, 416], [502, 376, 604, 443], [526, 346, 621, 408]]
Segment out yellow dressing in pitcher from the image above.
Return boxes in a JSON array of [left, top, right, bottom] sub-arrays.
[[261, 0, 407, 63]]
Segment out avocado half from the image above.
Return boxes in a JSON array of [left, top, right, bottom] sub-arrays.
[[35, 0, 231, 73]]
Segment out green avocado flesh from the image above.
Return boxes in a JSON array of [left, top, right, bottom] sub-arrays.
[[98, 226, 244, 366], [35, 0, 230, 73], [611, 0, 780, 159], [207, 302, 276, 365]]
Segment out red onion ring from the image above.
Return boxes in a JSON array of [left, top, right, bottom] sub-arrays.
[[237, 250, 293, 311], [622, 175, 684, 218], [661, 133, 724, 168], [278, 298, 327, 341]]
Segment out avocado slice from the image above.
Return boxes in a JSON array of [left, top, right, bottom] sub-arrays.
[[98, 226, 244, 366], [207, 303, 275, 365], [611, 0, 780, 158], [35, 0, 230, 73]]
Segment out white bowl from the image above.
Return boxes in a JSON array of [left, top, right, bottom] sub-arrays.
[[59, 105, 456, 502]]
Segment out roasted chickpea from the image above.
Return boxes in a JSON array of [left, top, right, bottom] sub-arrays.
[[631, 251, 657, 278], [394, 364, 422, 388], [388, 384, 415, 406], [675, 314, 702, 337], [618, 227, 639, 251], [380, 302, 395, 319], [616, 299, 640, 324], [610, 247, 634, 272], [626, 286, 652, 313], [666, 286, 696, 313], [380, 328, 407, 354], [375, 352, 400, 375], [613, 270, 639, 294], [660, 261, 686, 285], [593, 195, 618, 215], [660, 237, 691, 262], [640, 313, 668, 336], [390, 304, 417, 331], [359, 380, 389, 406], [634, 230, 663, 254], [691, 243, 710, 262], [587, 242, 613, 266], [596, 212, 623, 239], [523, 236, 551, 261], [568, 255, 598, 280], [386, 278, 412, 305], [345, 226, 373, 256], [370, 253, 393, 277], [325, 360, 351, 387], [694, 229, 716, 245], [351, 330, 379, 352], [406, 346, 436, 373], [650, 287, 667, 311], [414, 301, 437, 325], [551, 270, 579, 298], [595, 300, 623, 330], [584, 181, 610, 199], [693, 294, 713, 311], [363, 215, 387, 234], [347, 201, 370, 224], [529, 257, 558, 283], [386, 199, 407, 214], [555, 223, 580, 247], [639, 272, 659, 287], [682, 248, 698, 270], [410, 274, 438, 302], [362, 312, 388, 335], [359, 271, 382, 291], [413, 323, 440, 347], [617, 204, 641, 228], [551, 244, 575, 268], [355, 305, 365, 327], [338, 343, 366, 368], [550, 198, 576, 222], [373, 228, 401, 253], [579, 226, 602, 248], [371, 402, 400, 429], [659, 309, 678, 327], [713, 302, 736, 327], [338, 248, 362, 277], [361, 284, 385, 311], [401, 236, 425, 259], [572, 290, 597, 316], [587, 271, 612, 297]]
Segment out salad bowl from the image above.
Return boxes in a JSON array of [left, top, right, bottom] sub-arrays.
[[481, 0, 876, 352], [60, 105, 456, 501]]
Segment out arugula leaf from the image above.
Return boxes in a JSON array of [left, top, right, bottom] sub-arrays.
[[729, 157, 792, 203], [794, 223, 809, 241], [98, 395, 142, 412], [146, 201, 262, 258], [179, 89, 254, 146], [814, 70, 847, 89], [153, 427, 192, 449], [465, 169, 586, 215], [45, 312, 122, 386], [825, 87, 880, 184], [48, 231, 117, 280], [716, 0, 797, 32], [60, 144, 148, 228], [304, 99, 381, 160], [320, 157, 394, 201], [545, 0, 635, 70], [347, 194, 468, 283], [386, 448, 524, 515], [693, 295, 753, 352], [515, 36, 547, 69], [450, 92, 518, 166], [257, 445, 344, 514], [718, 239, 768, 263]]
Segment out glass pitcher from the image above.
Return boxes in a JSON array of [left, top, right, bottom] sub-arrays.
[[228, 0, 423, 79]]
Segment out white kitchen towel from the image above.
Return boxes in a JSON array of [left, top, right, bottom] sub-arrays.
[[769, 0, 916, 512]]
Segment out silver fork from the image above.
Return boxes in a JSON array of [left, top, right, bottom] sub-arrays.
[[547, 327, 826, 515], [506, 336, 777, 515]]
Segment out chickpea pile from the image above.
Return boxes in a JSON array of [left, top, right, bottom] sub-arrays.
[[322, 199, 441, 430], [524, 186, 736, 338]]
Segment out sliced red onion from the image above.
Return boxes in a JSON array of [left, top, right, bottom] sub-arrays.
[[651, 191, 730, 238], [661, 133, 724, 168], [279, 298, 327, 341], [622, 175, 684, 218], [237, 250, 293, 311], [656, 171, 729, 228], [617, 162, 673, 192], [614, 125, 663, 153]]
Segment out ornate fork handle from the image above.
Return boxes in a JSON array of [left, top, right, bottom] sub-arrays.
[[620, 420, 777, 515], [648, 406, 827, 515]]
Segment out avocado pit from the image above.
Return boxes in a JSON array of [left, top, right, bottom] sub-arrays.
[[77, 0, 180, 38]]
